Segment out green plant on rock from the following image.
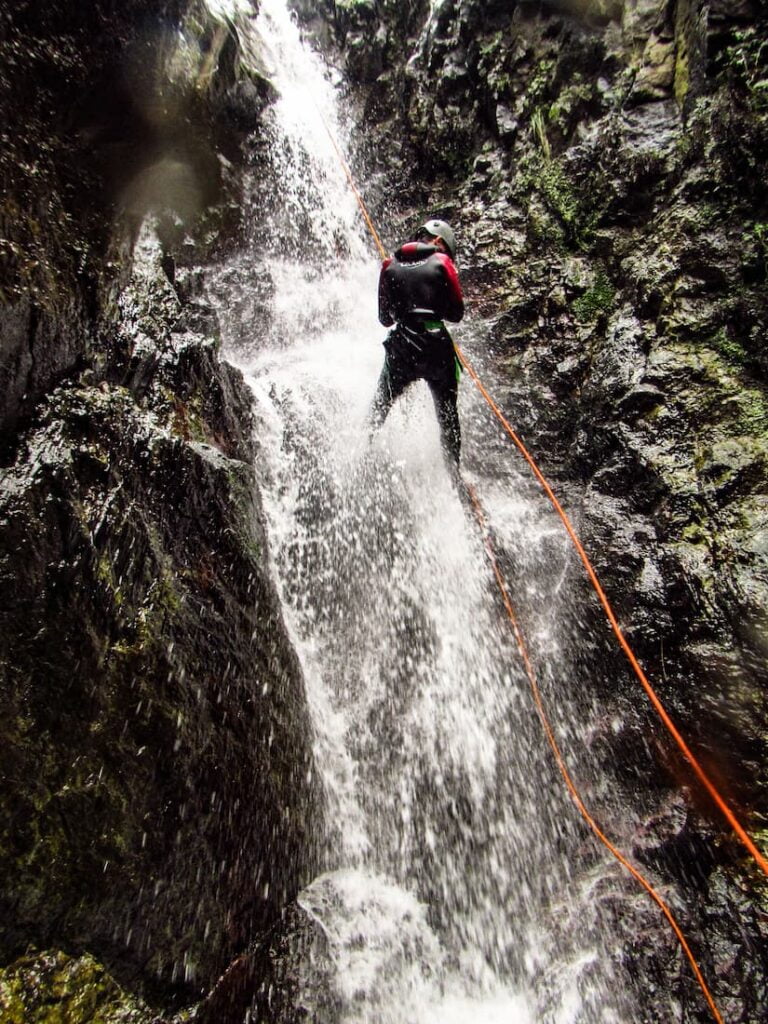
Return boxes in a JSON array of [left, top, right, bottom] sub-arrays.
[[526, 57, 556, 108], [711, 327, 749, 368], [536, 157, 596, 249], [722, 27, 768, 111], [478, 31, 510, 98], [751, 221, 768, 260], [539, 160, 577, 223], [547, 81, 593, 134], [518, 110, 598, 250], [531, 108, 551, 159], [572, 269, 615, 321]]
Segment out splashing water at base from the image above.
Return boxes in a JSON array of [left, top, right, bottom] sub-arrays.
[[297, 870, 535, 1024], [206, 1, 646, 1020]]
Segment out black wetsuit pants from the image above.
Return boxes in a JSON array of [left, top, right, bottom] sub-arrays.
[[369, 322, 461, 466]]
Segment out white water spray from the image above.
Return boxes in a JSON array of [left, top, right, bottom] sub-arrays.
[[207, 1, 647, 1020]]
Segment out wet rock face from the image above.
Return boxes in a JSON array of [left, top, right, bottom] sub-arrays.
[[197, 900, 338, 1024], [197, 870, 442, 1024], [309, 0, 768, 736], [0, 949, 159, 1023], [302, 0, 768, 1017], [0, 0, 321, 1017], [0, 232, 321, 1004], [0, 0, 273, 440]]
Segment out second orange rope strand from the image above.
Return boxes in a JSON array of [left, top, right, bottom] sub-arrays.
[[467, 485, 724, 1024], [456, 345, 768, 880]]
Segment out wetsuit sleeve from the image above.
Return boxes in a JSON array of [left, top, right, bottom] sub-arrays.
[[436, 253, 465, 322], [378, 257, 394, 327]]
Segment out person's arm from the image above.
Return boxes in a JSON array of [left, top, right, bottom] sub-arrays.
[[378, 257, 395, 326], [436, 253, 464, 323]]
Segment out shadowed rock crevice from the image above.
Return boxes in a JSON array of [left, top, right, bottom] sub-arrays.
[[0, 0, 274, 443]]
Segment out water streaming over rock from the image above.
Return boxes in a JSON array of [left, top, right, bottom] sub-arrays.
[[207, 1, 650, 1020]]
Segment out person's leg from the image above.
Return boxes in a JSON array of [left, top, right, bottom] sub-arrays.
[[427, 370, 461, 468], [368, 355, 410, 434]]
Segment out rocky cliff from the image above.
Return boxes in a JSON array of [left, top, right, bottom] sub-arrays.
[[290, 0, 768, 1019], [0, 1, 320, 1020]]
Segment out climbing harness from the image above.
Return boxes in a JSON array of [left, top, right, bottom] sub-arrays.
[[318, 115, 768, 1023]]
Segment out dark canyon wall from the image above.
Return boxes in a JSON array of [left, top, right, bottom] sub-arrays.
[[0, 1, 320, 1020]]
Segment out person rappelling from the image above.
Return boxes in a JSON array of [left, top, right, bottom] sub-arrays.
[[368, 218, 465, 468]]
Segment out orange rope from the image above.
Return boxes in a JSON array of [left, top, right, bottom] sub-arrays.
[[466, 485, 724, 1024], [456, 345, 768, 880], [317, 107, 388, 260]]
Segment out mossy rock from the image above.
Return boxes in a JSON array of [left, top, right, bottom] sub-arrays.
[[0, 367, 320, 997], [572, 269, 616, 321], [0, 950, 157, 1023]]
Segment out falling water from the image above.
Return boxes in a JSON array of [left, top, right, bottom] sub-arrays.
[[206, 1, 650, 1020]]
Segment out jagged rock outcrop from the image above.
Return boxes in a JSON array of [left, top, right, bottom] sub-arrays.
[[0, 1, 320, 1019], [1, 231, 321, 1001], [0, 0, 273, 442], [292, 0, 768, 1019], [0, 949, 159, 1023]]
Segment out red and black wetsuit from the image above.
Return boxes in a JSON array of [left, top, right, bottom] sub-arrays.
[[370, 241, 465, 466]]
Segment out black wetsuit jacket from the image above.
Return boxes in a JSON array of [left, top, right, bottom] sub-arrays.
[[372, 242, 465, 464], [378, 242, 464, 330]]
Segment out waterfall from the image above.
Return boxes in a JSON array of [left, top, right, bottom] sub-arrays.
[[206, 1, 648, 1020]]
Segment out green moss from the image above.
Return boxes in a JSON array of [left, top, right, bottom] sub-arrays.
[[572, 270, 615, 322], [674, 47, 690, 108], [524, 207, 565, 248], [479, 31, 504, 58], [95, 553, 124, 609], [521, 153, 597, 250], [751, 221, 768, 258], [680, 522, 712, 545], [223, 462, 261, 561], [109, 565, 181, 664], [539, 161, 580, 226], [0, 949, 154, 1023], [547, 82, 593, 132], [736, 387, 768, 434], [710, 327, 749, 367], [721, 28, 768, 111]]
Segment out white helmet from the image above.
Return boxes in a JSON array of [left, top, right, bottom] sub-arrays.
[[417, 218, 457, 260]]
